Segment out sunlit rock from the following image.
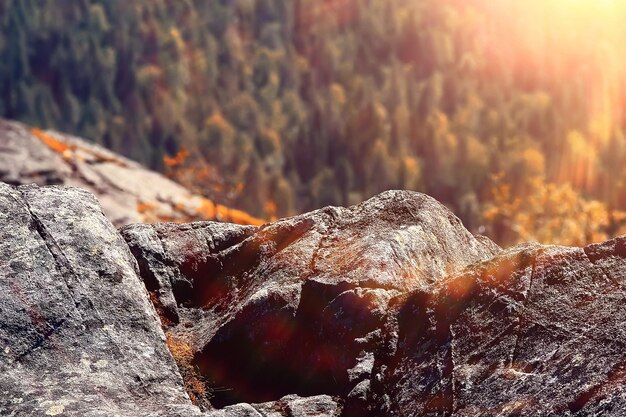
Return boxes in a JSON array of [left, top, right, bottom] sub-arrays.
[[122, 190, 500, 409]]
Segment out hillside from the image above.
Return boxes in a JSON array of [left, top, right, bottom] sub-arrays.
[[4, 184, 626, 416], [3, 0, 626, 246]]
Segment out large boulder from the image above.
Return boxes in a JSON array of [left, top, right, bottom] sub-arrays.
[[369, 238, 626, 416], [122, 190, 501, 410], [0, 183, 204, 416]]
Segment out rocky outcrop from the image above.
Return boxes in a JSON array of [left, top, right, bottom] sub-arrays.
[[368, 238, 626, 416], [122, 190, 501, 410], [4, 182, 626, 417], [0, 119, 262, 226]]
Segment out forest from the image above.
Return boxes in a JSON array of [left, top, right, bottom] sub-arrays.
[[2, 0, 626, 247]]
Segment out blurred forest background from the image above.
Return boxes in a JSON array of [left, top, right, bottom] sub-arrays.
[[2, 0, 626, 247]]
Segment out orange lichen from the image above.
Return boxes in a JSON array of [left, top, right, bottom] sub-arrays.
[[156, 215, 186, 223], [215, 204, 230, 221], [216, 203, 265, 226], [33, 127, 265, 228], [264, 200, 278, 221], [197, 199, 217, 219], [32, 128, 74, 156], [148, 291, 173, 328], [173, 202, 188, 213], [194, 198, 264, 225], [228, 208, 265, 226], [137, 201, 157, 214], [32, 127, 131, 167], [166, 334, 207, 405]]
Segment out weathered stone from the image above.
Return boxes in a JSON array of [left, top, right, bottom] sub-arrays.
[[284, 394, 340, 416], [255, 395, 339, 417], [7, 182, 626, 417], [368, 239, 626, 416], [123, 190, 500, 410], [0, 183, 204, 416]]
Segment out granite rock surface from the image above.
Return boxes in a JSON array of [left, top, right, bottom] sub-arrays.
[[4, 183, 625, 417]]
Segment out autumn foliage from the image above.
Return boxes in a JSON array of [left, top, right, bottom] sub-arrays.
[[7, 1, 626, 246], [484, 173, 626, 246]]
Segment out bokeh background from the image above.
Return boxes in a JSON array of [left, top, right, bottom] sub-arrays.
[[2, 0, 626, 247]]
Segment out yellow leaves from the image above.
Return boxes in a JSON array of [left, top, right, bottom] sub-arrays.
[[402, 156, 421, 176], [268, 72, 280, 88], [136, 65, 162, 86], [431, 110, 448, 130], [483, 206, 500, 222], [169, 27, 184, 51], [567, 130, 595, 159], [466, 135, 489, 170], [373, 102, 389, 124], [556, 130, 598, 190], [205, 112, 233, 133], [330, 83, 347, 106], [483, 173, 611, 246], [520, 148, 545, 177]]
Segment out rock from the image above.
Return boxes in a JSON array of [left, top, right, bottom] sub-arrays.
[[206, 395, 339, 417], [0, 183, 205, 416], [210, 403, 263, 417], [276, 394, 340, 417], [122, 190, 500, 410], [121, 221, 258, 326], [0, 118, 262, 226], [368, 239, 626, 416], [9, 182, 626, 417]]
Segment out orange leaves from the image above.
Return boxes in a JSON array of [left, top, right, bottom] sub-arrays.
[[163, 148, 189, 168], [483, 173, 612, 246], [161, 145, 264, 226]]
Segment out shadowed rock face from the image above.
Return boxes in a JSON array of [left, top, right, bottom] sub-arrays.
[[5, 183, 626, 417], [122, 190, 501, 408]]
